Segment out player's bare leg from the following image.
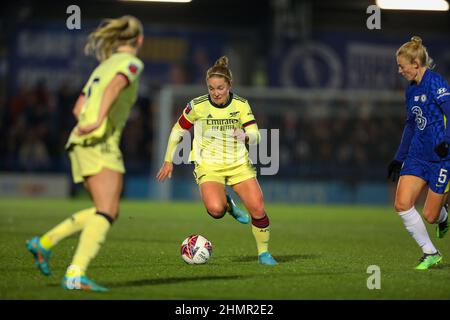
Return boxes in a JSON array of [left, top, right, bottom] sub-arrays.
[[25, 180, 99, 277], [394, 175, 426, 213], [232, 178, 277, 265], [86, 168, 122, 220], [423, 190, 449, 239], [232, 178, 265, 218], [395, 175, 441, 269], [423, 189, 447, 224], [62, 168, 122, 292], [199, 181, 249, 223], [199, 182, 228, 219]]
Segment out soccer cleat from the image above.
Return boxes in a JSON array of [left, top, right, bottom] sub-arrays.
[[436, 204, 449, 239], [226, 195, 250, 224], [436, 217, 449, 239], [258, 252, 278, 266], [61, 275, 108, 292], [415, 252, 442, 270], [26, 236, 52, 276]]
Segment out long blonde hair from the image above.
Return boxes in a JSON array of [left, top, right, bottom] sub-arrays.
[[206, 56, 233, 85], [396, 36, 434, 68], [84, 15, 143, 62]]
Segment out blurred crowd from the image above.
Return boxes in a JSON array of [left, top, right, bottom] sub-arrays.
[[0, 80, 155, 174], [260, 112, 404, 180], [0, 74, 404, 182]]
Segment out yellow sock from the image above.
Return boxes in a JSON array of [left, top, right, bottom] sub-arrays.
[[65, 265, 85, 278], [69, 214, 111, 275], [40, 207, 96, 250], [251, 225, 270, 255], [39, 235, 53, 250]]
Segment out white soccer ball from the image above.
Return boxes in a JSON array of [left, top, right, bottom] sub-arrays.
[[180, 234, 212, 264]]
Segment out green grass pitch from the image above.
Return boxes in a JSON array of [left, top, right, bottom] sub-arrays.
[[0, 198, 449, 300]]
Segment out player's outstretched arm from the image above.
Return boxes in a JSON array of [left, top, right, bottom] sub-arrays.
[[156, 161, 174, 182], [156, 120, 189, 182]]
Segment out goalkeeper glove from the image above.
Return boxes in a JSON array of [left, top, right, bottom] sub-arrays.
[[435, 141, 450, 158], [387, 159, 403, 182]]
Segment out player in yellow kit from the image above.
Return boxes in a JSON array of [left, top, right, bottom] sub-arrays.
[[26, 15, 145, 291], [156, 56, 277, 265]]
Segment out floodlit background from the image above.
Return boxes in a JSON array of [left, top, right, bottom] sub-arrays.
[[0, 0, 449, 204], [1, 0, 450, 302]]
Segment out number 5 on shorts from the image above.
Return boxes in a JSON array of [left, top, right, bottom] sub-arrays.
[[438, 168, 448, 184]]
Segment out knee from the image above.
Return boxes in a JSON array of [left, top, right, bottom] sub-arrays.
[[95, 200, 119, 221], [422, 209, 438, 224], [394, 198, 413, 213], [96, 211, 116, 225], [205, 202, 227, 219], [248, 201, 265, 219]]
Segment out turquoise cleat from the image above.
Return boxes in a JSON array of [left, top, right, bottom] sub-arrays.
[[62, 275, 108, 292], [226, 195, 250, 224], [258, 252, 278, 266], [26, 236, 52, 276]]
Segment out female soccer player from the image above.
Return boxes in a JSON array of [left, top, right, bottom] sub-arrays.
[[26, 15, 145, 291], [388, 36, 450, 270], [156, 56, 277, 266]]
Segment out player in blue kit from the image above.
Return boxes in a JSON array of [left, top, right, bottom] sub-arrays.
[[388, 36, 450, 270]]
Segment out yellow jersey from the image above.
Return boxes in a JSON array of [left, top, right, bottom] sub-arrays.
[[179, 93, 258, 170], [66, 52, 144, 148]]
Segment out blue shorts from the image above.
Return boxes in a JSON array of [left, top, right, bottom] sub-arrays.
[[400, 157, 450, 194]]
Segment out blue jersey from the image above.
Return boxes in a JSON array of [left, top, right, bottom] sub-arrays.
[[402, 69, 450, 162]]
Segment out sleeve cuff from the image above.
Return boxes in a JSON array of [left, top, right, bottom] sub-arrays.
[[116, 72, 130, 87]]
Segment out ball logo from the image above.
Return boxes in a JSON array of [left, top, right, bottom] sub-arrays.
[[181, 234, 212, 264], [420, 94, 427, 103]]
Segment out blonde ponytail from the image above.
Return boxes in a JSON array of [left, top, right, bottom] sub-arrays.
[[84, 15, 143, 62]]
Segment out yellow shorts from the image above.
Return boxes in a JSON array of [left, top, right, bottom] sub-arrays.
[[68, 141, 125, 183], [193, 161, 256, 186]]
